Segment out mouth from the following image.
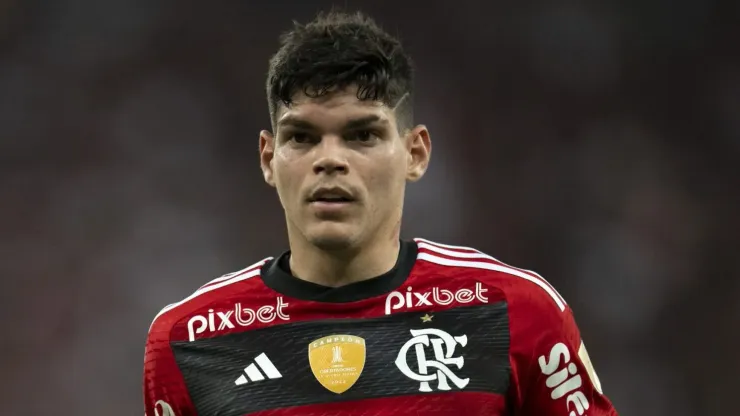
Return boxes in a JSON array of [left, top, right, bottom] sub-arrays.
[[308, 188, 356, 206], [310, 196, 353, 203]]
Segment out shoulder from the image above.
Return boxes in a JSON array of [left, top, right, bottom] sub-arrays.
[[413, 237, 567, 313], [147, 256, 273, 335]]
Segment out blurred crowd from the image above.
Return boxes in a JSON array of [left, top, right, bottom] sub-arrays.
[[1, 1, 738, 415]]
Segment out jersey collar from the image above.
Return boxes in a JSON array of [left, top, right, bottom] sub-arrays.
[[260, 239, 418, 303]]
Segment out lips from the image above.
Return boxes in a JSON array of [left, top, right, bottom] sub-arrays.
[[312, 196, 352, 202], [308, 187, 355, 203]]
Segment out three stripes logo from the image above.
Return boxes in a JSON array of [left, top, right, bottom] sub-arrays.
[[234, 352, 282, 386]]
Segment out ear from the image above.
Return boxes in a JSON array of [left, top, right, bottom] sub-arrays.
[[259, 130, 276, 187], [405, 124, 432, 182]]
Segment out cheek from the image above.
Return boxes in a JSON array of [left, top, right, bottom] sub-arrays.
[[366, 159, 405, 200], [273, 160, 302, 201]]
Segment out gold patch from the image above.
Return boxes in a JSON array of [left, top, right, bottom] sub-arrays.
[[308, 334, 366, 394], [578, 341, 603, 394]]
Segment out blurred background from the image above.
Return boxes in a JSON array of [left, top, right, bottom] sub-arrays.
[[1, 0, 738, 415]]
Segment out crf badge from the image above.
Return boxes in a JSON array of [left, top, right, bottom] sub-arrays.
[[395, 328, 470, 392], [308, 334, 366, 394]]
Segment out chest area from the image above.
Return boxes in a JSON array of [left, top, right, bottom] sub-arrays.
[[170, 279, 511, 415]]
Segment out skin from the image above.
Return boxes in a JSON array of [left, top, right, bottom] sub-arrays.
[[259, 86, 432, 287]]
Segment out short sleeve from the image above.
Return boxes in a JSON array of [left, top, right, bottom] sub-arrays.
[[506, 281, 618, 416]]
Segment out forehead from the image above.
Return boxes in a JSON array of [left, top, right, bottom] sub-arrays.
[[276, 89, 397, 130]]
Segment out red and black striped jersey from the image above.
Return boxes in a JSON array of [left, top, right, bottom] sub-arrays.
[[144, 238, 618, 416]]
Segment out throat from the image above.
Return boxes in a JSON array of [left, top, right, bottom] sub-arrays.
[[287, 239, 401, 287]]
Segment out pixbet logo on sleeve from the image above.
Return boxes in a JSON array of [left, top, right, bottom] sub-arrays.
[[186, 297, 289, 341]]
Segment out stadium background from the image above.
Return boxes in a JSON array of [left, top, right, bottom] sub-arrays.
[[1, 0, 738, 414]]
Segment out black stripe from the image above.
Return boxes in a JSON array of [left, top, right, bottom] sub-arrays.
[[172, 302, 510, 415]]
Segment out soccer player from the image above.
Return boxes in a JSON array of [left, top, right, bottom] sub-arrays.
[[143, 11, 619, 416]]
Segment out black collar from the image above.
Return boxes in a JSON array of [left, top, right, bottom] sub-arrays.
[[260, 240, 418, 303]]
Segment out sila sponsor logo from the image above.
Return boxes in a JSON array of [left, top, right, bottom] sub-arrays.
[[538, 342, 590, 416], [187, 297, 289, 341], [385, 282, 488, 315]]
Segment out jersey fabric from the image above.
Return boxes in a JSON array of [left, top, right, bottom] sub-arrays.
[[143, 238, 618, 416]]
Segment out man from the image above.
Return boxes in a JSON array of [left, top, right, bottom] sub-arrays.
[[143, 11, 618, 416]]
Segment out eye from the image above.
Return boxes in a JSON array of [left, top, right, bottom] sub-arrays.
[[289, 132, 311, 144], [348, 129, 378, 143]]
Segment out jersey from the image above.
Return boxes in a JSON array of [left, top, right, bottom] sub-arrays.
[[144, 238, 618, 416]]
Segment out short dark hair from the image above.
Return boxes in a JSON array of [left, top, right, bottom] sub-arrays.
[[266, 11, 414, 131]]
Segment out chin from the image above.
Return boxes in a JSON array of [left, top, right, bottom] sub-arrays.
[[305, 223, 360, 251]]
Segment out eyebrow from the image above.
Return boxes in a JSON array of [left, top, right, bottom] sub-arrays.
[[277, 114, 388, 130]]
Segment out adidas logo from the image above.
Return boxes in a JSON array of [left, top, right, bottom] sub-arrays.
[[234, 352, 282, 386]]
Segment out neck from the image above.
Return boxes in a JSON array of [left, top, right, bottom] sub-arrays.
[[288, 230, 401, 288]]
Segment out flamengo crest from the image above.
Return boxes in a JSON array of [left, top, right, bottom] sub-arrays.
[[395, 328, 470, 392], [308, 334, 366, 394]]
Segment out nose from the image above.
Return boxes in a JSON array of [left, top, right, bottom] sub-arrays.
[[312, 136, 349, 175]]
